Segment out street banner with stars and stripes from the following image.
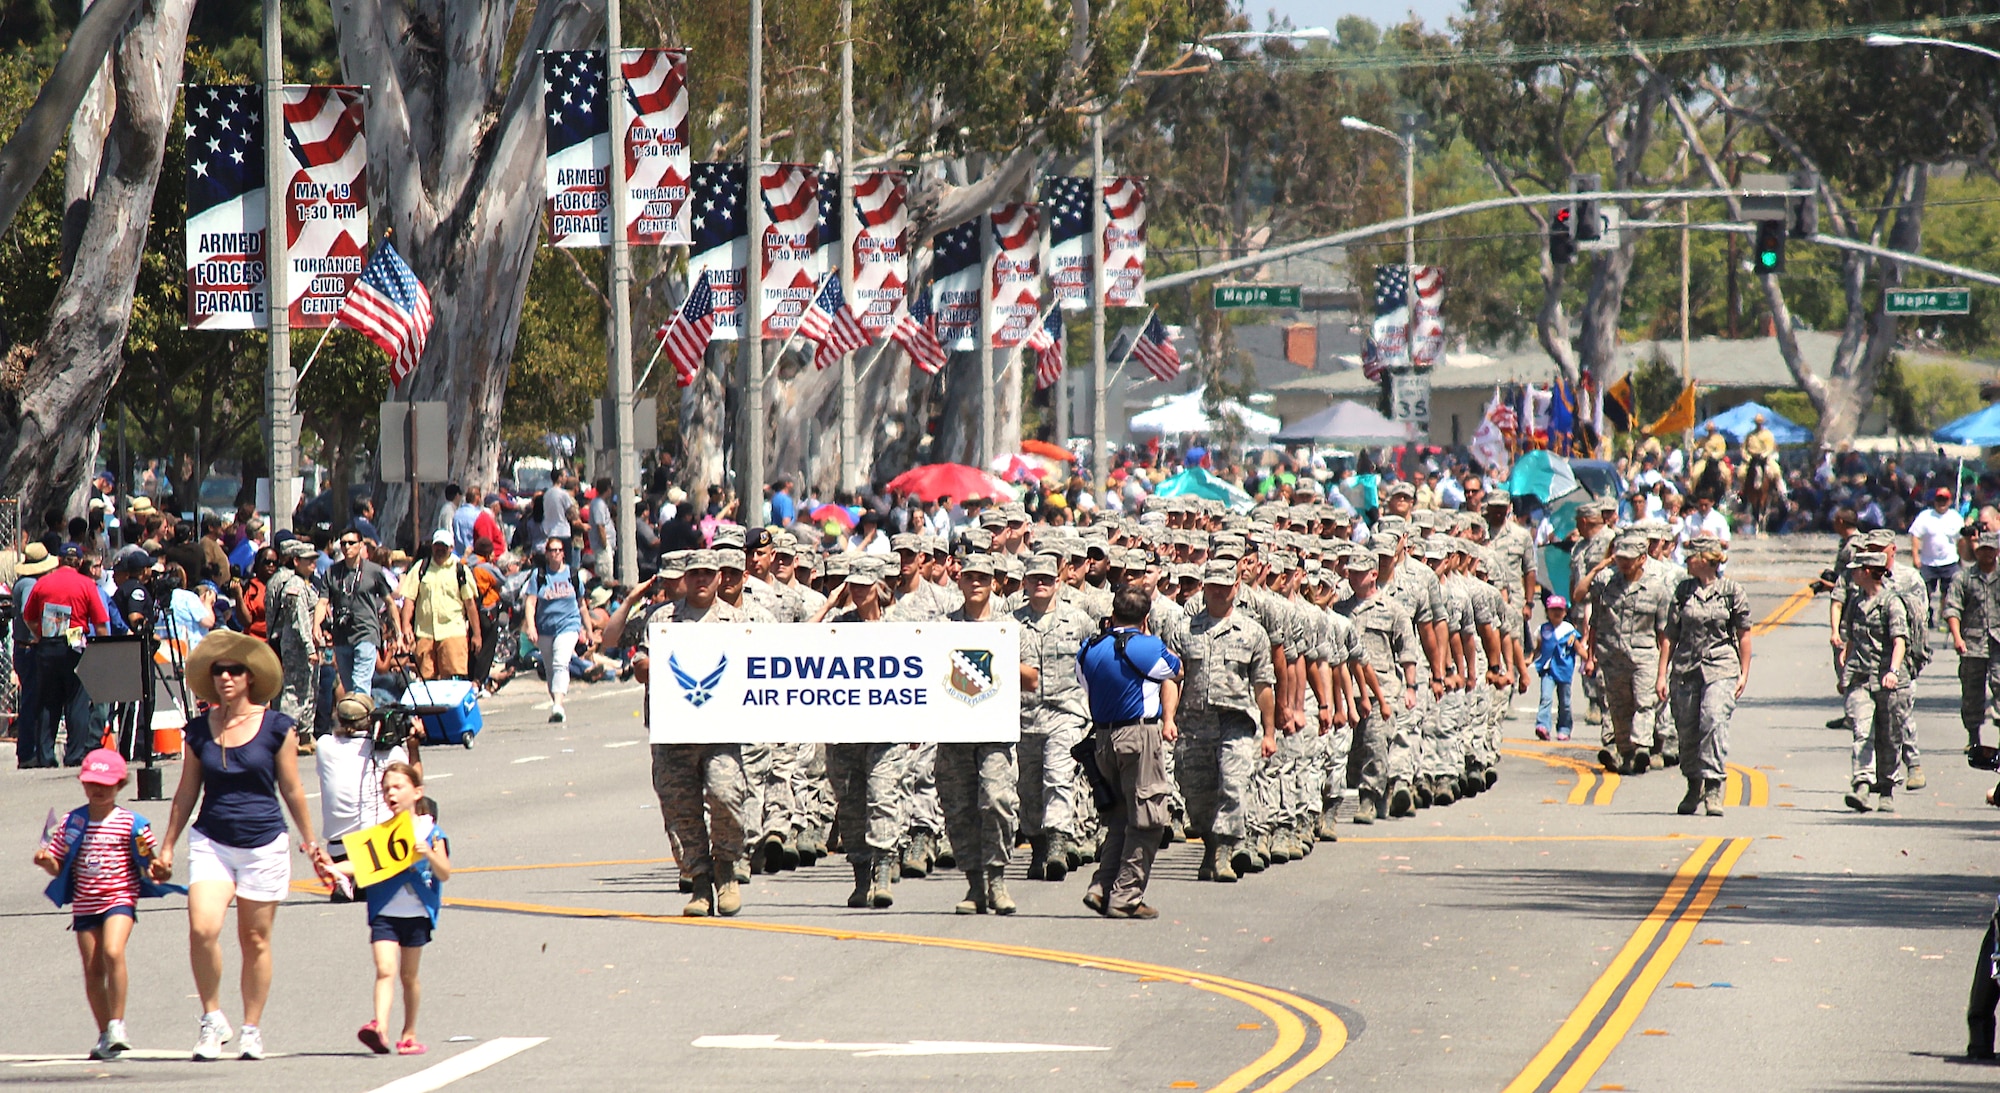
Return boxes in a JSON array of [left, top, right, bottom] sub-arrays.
[[1101, 176, 1146, 307], [930, 220, 981, 351], [688, 161, 748, 340], [850, 171, 908, 337], [280, 86, 368, 328], [619, 48, 690, 246], [1409, 265, 1445, 370], [758, 163, 820, 339], [185, 84, 270, 329], [1361, 265, 1410, 380], [541, 50, 610, 247], [989, 204, 1042, 349], [1040, 175, 1092, 312]]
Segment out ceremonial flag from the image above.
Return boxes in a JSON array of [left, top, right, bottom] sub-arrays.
[[337, 241, 434, 386], [1362, 266, 1410, 380], [688, 161, 748, 340], [1131, 313, 1182, 381], [889, 292, 948, 375], [1028, 307, 1064, 390], [1602, 374, 1635, 432], [849, 171, 909, 337], [280, 86, 369, 328], [1645, 383, 1697, 437], [757, 163, 820, 338], [1548, 375, 1577, 456], [1041, 175, 1092, 311], [656, 272, 719, 388], [989, 204, 1042, 348], [797, 275, 871, 368], [1101, 176, 1146, 306], [618, 48, 690, 245], [1470, 388, 1511, 477], [541, 50, 610, 247], [930, 221, 981, 351], [1408, 265, 1445, 369], [185, 84, 267, 329]]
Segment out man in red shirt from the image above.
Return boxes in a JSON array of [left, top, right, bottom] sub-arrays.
[[473, 493, 506, 560], [21, 543, 111, 767]]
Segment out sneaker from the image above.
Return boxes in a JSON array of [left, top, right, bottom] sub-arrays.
[[237, 1024, 264, 1061], [89, 1032, 114, 1061], [1555, 732, 1571, 741], [1535, 725, 1551, 741], [104, 1020, 131, 1055], [548, 704, 566, 724], [358, 1020, 390, 1055], [192, 1013, 232, 1061]]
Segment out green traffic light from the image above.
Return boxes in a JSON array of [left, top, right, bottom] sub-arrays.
[[1758, 251, 1777, 268]]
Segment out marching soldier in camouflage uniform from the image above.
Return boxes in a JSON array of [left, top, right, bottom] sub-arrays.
[[1571, 499, 1617, 730], [1015, 552, 1095, 881], [1419, 537, 1471, 805], [1839, 550, 1908, 813], [642, 551, 752, 917], [1377, 531, 1445, 815], [713, 544, 791, 882], [1865, 528, 1931, 790], [939, 554, 1022, 914], [1583, 533, 1670, 776], [1640, 520, 1687, 767], [820, 556, 911, 908], [1484, 490, 1536, 723], [1657, 534, 1753, 817], [1944, 531, 2000, 752], [1179, 561, 1277, 882], [1336, 544, 1418, 823], [273, 539, 325, 746]]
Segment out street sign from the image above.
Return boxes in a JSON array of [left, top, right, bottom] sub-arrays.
[[1885, 287, 1971, 315], [1390, 373, 1430, 431], [1740, 172, 1790, 222], [1212, 284, 1301, 309]]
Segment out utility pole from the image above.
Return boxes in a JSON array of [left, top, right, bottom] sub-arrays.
[[604, 0, 638, 583], [836, 0, 858, 493], [263, 0, 295, 533], [740, 0, 766, 523], [978, 208, 995, 467], [1680, 198, 1692, 468], [1401, 112, 1417, 273], [1089, 112, 1108, 491]]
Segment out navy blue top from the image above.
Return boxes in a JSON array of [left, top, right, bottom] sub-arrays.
[[188, 709, 293, 849], [1076, 628, 1181, 722]]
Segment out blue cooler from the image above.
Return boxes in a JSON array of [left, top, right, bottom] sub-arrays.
[[405, 679, 483, 748]]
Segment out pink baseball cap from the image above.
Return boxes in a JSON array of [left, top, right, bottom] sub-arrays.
[[1546, 596, 1568, 610], [78, 748, 127, 786]]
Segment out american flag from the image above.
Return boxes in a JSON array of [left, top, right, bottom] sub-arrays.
[[337, 241, 434, 386], [889, 291, 948, 375], [797, 274, 871, 368], [184, 84, 266, 329], [1028, 307, 1064, 390], [656, 271, 719, 388], [1131, 313, 1181, 381], [1361, 265, 1410, 381]]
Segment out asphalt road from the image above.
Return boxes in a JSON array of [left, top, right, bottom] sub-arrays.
[[5, 533, 1999, 1092]]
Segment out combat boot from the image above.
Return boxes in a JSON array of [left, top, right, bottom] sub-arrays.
[[1677, 777, 1702, 816], [870, 855, 897, 908], [935, 833, 958, 870], [1968, 1014, 1996, 1060], [986, 867, 1016, 915], [1413, 778, 1434, 808], [776, 832, 801, 871], [1844, 782, 1873, 812], [1045, 833, 1070, 882], [1387, 780, 1415, 818], [1197, 838, 1218, 881], [847, 861, 872, 908], [1266, 829, 1292, 864], [954, 870, 988, 915], [1352, 793, 1379, 824], [1316, 811, 1340, 842], [1231, 840, 1262, 877], [1702, 778, 1725, 817], [714, 878, 742, 917], [1026, 835, 1049, 880], [1433, 777, 1457, 807], [1484, 766, 1499, 789], [683, 874, 715, 918], [1598, 746, 1620, 772], [1212, 839, 1240, 882], [1875, 784, 1897, 812], [1905, 764, 1927, 790], [1168, 814, 1188, 843], [732, 858, 752, 884], [1295, 823, 1314, 856], [677, 873, 695, 894], [901, 831, 932, 878]]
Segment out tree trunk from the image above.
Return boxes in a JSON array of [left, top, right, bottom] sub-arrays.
[[1577, 88, 1661, 386], [0, 0, 142, 242], [0, 0, 193, 519], [676, 341, 728, 494], [60, 0, 117, 276]]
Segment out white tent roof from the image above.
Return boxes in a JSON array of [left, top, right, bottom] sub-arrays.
[[1128, 386, 1280, 437]]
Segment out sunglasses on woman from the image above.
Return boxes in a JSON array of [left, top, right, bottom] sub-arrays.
[[209, 662, 249, 678]]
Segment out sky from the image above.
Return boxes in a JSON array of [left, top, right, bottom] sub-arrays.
[[1255, 0, 1463, 35]]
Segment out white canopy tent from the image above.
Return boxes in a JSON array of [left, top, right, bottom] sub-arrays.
[[1128, 386, 1280, 439]]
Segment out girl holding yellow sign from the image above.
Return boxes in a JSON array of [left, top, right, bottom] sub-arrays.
[[330, 762, 451, 1056]]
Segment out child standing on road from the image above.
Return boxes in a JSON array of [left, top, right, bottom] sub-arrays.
[[32, 749, 184, 1060], [1534, 598, 1581, 741], [334, 762, 450, 1057]]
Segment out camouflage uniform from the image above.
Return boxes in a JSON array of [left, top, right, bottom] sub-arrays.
[[272, 562, 320, 739], [1662, 574, 1753, 784], [938, 605, 1021, 871], [1943, 558, 2000, 748], [1014, 595, 1095, 844], [1380, 553, 1443, 799], [1336, 585, 1418, 810], [1839, 577, 1908, 794], [1176, 604, 1273, 843], [1586, 545, 1670, 767], [647, 596, 752, 886], [1886, 563, 1931, 777]]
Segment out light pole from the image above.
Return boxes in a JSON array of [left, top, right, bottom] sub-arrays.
[[1865, 32, 2000, 63], [1201, 27, 1332, 44], [1341, 114, 1417, 272]]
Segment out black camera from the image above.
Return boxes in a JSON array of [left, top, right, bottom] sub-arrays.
[[0, 595, 12, 624], [369, 704, 416, 751], [149, 569, 181, 597], [1969, 745, 1999, 772]]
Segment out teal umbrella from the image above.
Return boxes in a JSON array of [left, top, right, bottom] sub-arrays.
[[1504, 450, 1579, 502], [1154, 467, 1255, 513]]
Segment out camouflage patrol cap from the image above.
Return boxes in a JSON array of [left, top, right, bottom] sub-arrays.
[[1384, 480, 1416, 499], [684, 549, 721, 572], [822, 553, 850, 580], [1980, 531, 2000, 551], [1613, 534, 1648, 559], [890, 533, 924, 553], [958, 528, 996, 553], [657, 550, 690, 578], [1268, 553, 1298, 574], [844, 556, 883, 585], [710, 524, 746, 548], [1024, 553, 1061, 578], [771, 530, 798, 553], [1210, 536, 1247, 561], [1202, 560, 1239, 586], [958, 553, 996, 576], [1858, 528, 1897, 550], [1640, 519, 1675, 542], [1171, 563, 1200, 584], [1484, 489, 1512, 507], [995, 554, 1024, 580], [715, 547, 747, 571], [979, 509, 1008, 529], [1410, 509, 1438, 531], [1375, 515, 1409, 536], [1848, 551, 1889, 569], [1329, 507, 1355, 525], [1343, 549, 1379, 572], [1119, 548, 1152, 571]]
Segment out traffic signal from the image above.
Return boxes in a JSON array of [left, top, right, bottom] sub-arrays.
[[1571, 174, 1602, 242], [1790, 169, 1819, 239], [1754, 219, 1786, 274], [1550, 207, 1576, 265]]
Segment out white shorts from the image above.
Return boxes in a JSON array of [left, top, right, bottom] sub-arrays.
[[187, 831, 293, 903]]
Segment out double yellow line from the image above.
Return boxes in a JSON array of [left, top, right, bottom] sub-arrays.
[[1750, 583, 1815, 636], [1501, 746, 1620, 805], [1502, 837, 1752, 1093]]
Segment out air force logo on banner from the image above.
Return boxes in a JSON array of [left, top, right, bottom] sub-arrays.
[[669, 654, 728, 708], [947, 649, 996, 707]]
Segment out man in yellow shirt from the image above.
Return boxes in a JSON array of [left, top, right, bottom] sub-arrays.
[[1691, 423, 1732, 492], [1741, 414, 1780, 483], [397, 529, 482, 680]]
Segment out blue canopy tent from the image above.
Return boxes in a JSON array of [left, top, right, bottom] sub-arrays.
[[1935, 403, 2000, 446], [1697, 401, 1812, 444]]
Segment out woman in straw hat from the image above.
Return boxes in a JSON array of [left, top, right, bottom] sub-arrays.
[[10, 543, 59, 767], [1655, 534, 1753, 818], [155, 630, 329, 1062]]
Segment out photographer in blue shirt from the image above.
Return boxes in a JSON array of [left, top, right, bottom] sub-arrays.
[[1075, 588, 1181, 919]]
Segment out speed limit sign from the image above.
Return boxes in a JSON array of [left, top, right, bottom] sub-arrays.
[[1390, 373, 1431, 429]]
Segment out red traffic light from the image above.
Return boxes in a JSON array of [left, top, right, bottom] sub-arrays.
[[1554, 208, 1572, 227]]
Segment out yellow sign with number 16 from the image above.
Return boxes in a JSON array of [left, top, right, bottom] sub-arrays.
[[341, 810, 417, 889]]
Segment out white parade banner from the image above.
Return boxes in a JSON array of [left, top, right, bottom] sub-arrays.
[[758, 163, 821, 338], [850, 171, 908, 337], [646, 621, 1020, 744], [281, 86, 369, 328], [1101, 176, 1146, 307], [620, 48, 691, 246], [541, 50, 611, 248], [988, 203, 1041, 349], [930, 220, 981, 351]]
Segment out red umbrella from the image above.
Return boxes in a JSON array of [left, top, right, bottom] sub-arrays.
[[884, 463, 1017, 503], [808, 503, 856, 530], [1021, 438, 1075, 462]]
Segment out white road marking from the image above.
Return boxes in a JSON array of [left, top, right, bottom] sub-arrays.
[[511, 756, 548, 764], [604, 740, 642, 748], [428, 772, 454, 779], [2, 1049, 275, 1065], [691, 1034, 1109, 1058], [361, 1036, 547, 1093]]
